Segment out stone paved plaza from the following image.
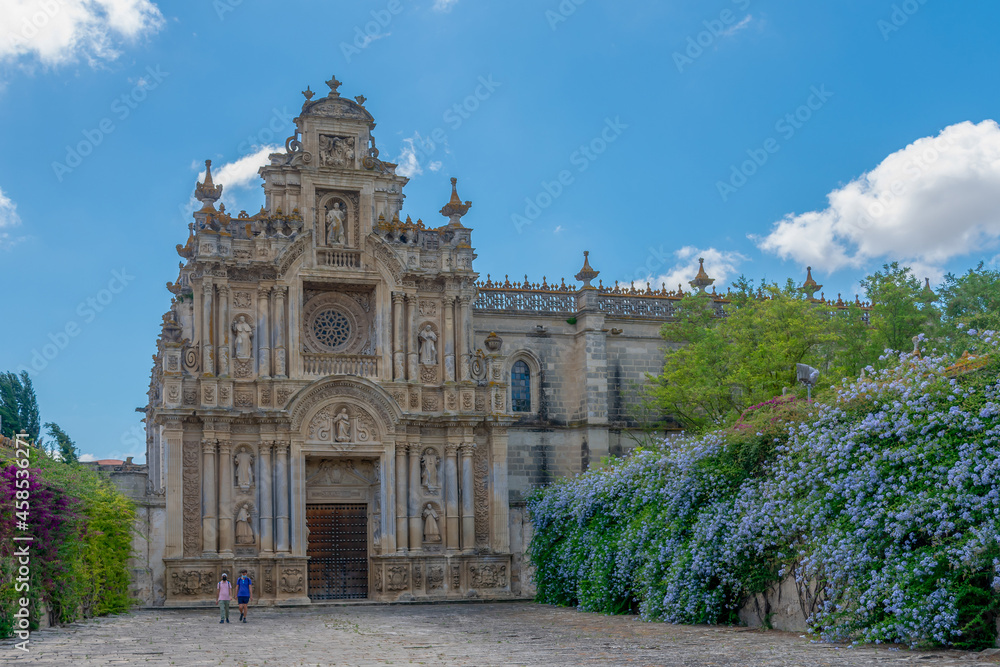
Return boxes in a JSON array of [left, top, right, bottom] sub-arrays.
[[2, 602, 998, 666]]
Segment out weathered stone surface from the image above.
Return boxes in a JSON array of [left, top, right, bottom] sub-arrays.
[[2, 602, 993, 666]]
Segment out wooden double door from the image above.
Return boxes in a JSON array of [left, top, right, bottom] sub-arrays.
[[306, 504, 368, 599]]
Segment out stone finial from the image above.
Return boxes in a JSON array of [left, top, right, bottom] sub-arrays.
[[688, 257, 715, 295], [922, 277, 935, 299], [325, 75, 343, 96], [195, 159, 223, 212], [800, 266, 822, 301], [302, 86, 314, 101], [574, 250, 600, 289], [355, 95, 367, 106], [439, 177, 472, 227]]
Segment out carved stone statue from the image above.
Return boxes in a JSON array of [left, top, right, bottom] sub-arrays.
[[326, 202, 346, 245], [233, 315, 253, 360], [421, 450, 439, 490], [235, 449, 254, 490], [235, 505, 254, 545], [422, 504, 440, 542], [333, 408, 351, 443], [418, 325, 438, 365]]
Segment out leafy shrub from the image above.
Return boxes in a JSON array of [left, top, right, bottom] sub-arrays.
[[529, 330, 1000, 648]]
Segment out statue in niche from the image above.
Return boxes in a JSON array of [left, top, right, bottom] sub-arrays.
[[333, 408, 351, 443], [422, 504, 440, 542], [421, 450, 439, 490], [235, 449, 254, 491], [235, 505, 255, 545], [326, 202, 346, 245], [233, 315, 253, 360], [418, 325, 438, 365]]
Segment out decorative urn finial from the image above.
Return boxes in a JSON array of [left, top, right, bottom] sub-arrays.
[[195, 159, 223, 212], [325, 75, 343, 97], [575, 250, 600, 289], [800, 266, 823, 301], [688, 257, 715, 295], [439, 177, 472, 227], [302, 85, 314, 101]]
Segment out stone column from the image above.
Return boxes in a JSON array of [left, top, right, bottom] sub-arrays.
[[201, 438, 217, 556], [406, 294, 418, 381], [491, 428, 511, 553], [392, 292, 405, 382], [202, 281, 215, 375], [164, 418, 185, 558], [257, 287, 271, 379], [407, 444, 422, 551], [443, 296, 456, 382], [275, 440, 290, 553], [217, 285, 230, 376], [259, 441, 274, 554], [460, 442, 475, 552], [395, 442, 408, 552], [444, 442, 459, 553], [218, 439, 233, 555], [458, 295, 471, 381], [289, 443, 305, 557], [273, 286, 287, 378]]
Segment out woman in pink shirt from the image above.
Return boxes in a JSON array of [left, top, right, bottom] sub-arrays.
[[217, 573, 232, 623]]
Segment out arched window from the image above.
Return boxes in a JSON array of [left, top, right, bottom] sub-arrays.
[[511, 360, 531, 412]]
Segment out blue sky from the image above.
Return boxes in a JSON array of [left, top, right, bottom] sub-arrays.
[[2, 0, 1000, 461]]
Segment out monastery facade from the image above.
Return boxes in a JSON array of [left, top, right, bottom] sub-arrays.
[[136, 77, 733, 606]]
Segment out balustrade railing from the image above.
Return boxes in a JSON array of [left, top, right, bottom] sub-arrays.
[[303, 353, 378, 378], [473, 289, 576, 315], [318, 248, 362, 269]]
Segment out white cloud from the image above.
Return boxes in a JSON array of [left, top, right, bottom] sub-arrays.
[[198, 145, 281, 191], [396, 134, 425, 178], [629, 246, 747, 293], [433, 0, 459, 12], [0, 0, 164, 68], [721, 14, 753, 37], [553, 225, 564, 234], [428, 160, 442, 172], [0, 187, 23, 249], [78, 453, 97, 462], [756, 120, 1000, 274]]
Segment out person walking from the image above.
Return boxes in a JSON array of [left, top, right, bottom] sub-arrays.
[[236, 569, 253, 623], [217, 573, 232, 624]]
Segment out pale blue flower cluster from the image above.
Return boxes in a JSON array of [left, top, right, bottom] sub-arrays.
[[528, 331, 1000, 648]]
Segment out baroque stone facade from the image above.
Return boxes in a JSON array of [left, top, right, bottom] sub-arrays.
[[138, 76, 756, 606]]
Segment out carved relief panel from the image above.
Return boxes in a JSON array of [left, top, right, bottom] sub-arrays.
[[307, 404, 378, 451]]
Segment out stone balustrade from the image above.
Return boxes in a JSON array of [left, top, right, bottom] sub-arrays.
[[302, 353, 379, 377]]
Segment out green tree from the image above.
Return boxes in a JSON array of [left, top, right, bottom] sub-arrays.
[[649, 286, 835, 430], [861, 262, 937, 355], [936, 262, 1000, 353], [0, 371, 40, 442], [45, 422, 78, 464]]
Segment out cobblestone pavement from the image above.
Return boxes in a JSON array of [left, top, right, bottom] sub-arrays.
[[2, 602, 999, 666]]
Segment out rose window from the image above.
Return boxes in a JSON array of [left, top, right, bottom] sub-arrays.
[[312, 309, 351, 350]]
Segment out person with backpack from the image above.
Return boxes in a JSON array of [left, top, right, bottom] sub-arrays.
[[217, 573, 232, 624]]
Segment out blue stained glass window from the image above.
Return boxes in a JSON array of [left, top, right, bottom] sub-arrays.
[[511, 360, 531, 412]]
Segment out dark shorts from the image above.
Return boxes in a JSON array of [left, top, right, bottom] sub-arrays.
[[237, 596, 250, 604]]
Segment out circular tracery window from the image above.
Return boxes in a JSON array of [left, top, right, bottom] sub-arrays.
[[312, 309, 351, 350]]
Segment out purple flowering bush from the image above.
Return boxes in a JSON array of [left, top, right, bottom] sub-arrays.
[[0, 445, 136, 637], [528, 331, 1000, 648]]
